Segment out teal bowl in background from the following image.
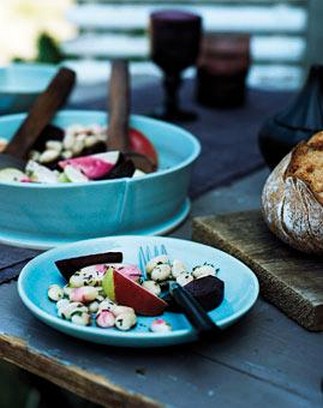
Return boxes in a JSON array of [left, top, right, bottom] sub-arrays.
[[0, 110, 200, 249], [0, 63, 58, 114]]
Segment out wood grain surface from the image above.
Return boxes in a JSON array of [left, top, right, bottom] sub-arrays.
[[192, 210, 323, 331], [0, 334, 161, 408], [0, 254, 321, 407]]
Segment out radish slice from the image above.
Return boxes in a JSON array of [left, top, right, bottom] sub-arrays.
[[59, 151, 121, 179]]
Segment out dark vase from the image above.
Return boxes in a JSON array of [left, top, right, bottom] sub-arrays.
[[196, 34, 250, 108], [258, 64, 323, 169]]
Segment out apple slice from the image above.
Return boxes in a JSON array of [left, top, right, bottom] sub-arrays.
[[102, 267, 115, 300], [102, 267, 167, 316], [129, 128, 158, 167]]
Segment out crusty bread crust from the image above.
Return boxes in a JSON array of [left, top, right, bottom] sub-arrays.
[[285, 132, 323, 204], [262, 132, 323, 254]]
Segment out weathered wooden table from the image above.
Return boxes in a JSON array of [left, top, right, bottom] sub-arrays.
[[0, 169, 322, 408], [0, 80, 322, 407]]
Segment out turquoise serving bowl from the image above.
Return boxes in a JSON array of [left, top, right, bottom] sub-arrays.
[[0, 110, 200, 249], [0, 63, 58, 114]]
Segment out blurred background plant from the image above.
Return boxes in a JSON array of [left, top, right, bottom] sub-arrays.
[[34, 33, 64, 64]]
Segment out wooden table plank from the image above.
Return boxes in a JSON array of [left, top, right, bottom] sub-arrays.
[[191, 299, 322, 403], [192, 210, 323, 330], [0, 275, 320, 407]]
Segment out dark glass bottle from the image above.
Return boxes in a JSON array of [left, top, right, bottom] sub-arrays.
[[258, 65, 323, 169]]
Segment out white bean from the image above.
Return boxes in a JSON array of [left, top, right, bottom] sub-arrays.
[[96, 294, 105, 302], [176, 273, 194, 286], [192, 264, 216, 279], [96, 131, 108, 142], [115, 313, 137, 331], [29, 150, 41, 161], [71, 139, 84, 155], [88, 301, 100, 313], [145, 255, 169, 274], [171, 259, 187, 278], [71, 311, 91, 326], [56, 298, 70, 310], [84, 135, 99, 148], [75, 133, 87, 142], [48, 284, 64, 302], [63, 285, 73, 296], [46, 140, 63, 152], [80, 265, 97, 274], [39, 149, 60, 163], [112, 305, 135, 317], [141, 280, 161, 296], [151, 264, 171, 282], [69, 274, 84, 288], [63, 132, 75, 150], [98, 299, 116, 312], [61, 149, 73, 159], [60, 302, 88, 320]]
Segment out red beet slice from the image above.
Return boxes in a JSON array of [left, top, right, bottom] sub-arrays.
[[55, 251, 123, 281], [184, 276, 224, 311]]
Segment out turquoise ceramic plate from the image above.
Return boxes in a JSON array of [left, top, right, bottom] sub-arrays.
[[18, 236, 259, 347]]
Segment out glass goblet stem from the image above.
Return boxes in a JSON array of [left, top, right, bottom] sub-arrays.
[[163, 72, 181, 117]]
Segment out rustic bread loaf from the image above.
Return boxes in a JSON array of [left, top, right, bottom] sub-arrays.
[[261, 131, 323, 254]]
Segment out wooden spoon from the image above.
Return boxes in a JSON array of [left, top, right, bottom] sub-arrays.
[[0, 67, 76, 170], [107, 60, 157, 173]]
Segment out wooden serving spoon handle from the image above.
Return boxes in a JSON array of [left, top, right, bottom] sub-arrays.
[[107, 60, 156, 173], [4, 67, 76, 159], [107, 60, 130, 152]]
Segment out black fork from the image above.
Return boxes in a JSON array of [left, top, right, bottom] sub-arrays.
[[138, 244, 221, 339]]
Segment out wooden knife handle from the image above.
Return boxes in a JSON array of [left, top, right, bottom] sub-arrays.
[[107, 60, 130, 151], [5, 67, 76, 158]]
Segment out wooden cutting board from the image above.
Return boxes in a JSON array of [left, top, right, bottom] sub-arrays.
[[192, 210, 323, 331]]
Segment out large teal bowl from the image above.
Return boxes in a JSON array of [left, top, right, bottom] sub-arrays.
[[0, 110, 200, 249], [0, 63, 58, 114]]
